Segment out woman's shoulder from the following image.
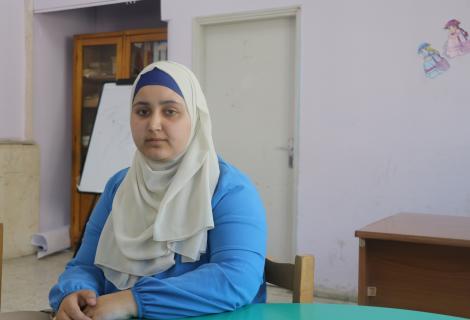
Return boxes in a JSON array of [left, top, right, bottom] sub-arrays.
[[213, 157, 259, 202], [104, 167, 129, 197], [212, 157, 265, 222], [217, 157, 252, 186]]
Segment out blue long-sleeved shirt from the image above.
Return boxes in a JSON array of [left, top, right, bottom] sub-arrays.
[[49, 158, 267, 319]]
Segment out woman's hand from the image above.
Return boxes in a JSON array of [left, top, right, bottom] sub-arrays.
[[56, 289, 97, 320], [83, 290, 137, 320]]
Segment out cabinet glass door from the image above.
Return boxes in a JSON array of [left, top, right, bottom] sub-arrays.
[[81, 44, 117, 169], [130, 40, 168, 79]]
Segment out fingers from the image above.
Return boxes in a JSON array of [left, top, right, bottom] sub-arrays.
[[58, 291, 95, 320], [78, 290, 97, 308], [56, 308, 87, 320], [82, 306, 94, 319], [55, 310, 72, 320], [66, 304, 93, 320], [85, 296, 97, 307]]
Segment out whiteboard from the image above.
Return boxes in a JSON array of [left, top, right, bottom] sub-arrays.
[[78, 83, 135, 193]]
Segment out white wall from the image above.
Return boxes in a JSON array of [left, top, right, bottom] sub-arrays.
[[0, 1, 26, 140], [94, 1, 165, 32], [161, 0, 470, 300], [33, 10, 96, 230]]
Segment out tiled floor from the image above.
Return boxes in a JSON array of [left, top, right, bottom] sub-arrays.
[[1, 250, 351, 312], [2, 250, 74, 312]]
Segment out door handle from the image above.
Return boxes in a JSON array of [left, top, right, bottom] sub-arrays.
[[276, 138, 294, 168]]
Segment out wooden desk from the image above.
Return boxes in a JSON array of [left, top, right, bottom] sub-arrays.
[[177, 303, 466, 320], [355, 213, 470, 318]]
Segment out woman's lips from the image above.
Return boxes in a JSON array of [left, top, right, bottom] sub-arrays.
[[145, 138, 168, 145]]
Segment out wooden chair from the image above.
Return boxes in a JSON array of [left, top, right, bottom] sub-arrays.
[[265, 255, 314, 303]]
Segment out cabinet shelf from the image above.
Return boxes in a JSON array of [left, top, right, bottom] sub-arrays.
[[83, 75, 115, 81], [83, 97, 99, 108]]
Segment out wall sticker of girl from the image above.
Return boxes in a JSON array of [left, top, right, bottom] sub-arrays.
[[418, 43, 450, 78], [443, 19, 470, 58]]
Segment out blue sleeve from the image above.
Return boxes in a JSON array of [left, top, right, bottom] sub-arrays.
[[48, 173, 122, 311], [131, 175, 267, 319]]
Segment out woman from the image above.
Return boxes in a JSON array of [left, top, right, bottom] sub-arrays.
[[50, 61, 267, 320]]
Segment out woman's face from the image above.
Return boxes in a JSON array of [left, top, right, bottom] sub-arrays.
[[131, 85, 191, 162]]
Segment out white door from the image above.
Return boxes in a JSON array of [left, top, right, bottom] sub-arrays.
[[198, 15, 296, 261]]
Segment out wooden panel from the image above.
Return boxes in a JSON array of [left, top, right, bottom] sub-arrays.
[[71, 37, 84, 248], [265, 255, 314, 303], [357, 238, 368, 305], [75, 30, 124, 40], [121, 28, 167, 79], [71, 193, 100, 247], [124, 28, 167, 36], [78, 194, 97, 229], [293, 255, 314, 303], [364, 239, 470, 318], [71, 36, 122, 248], [355, 213, 470, 247]]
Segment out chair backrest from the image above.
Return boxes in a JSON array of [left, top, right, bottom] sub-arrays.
[[265, 255, 314, 303]]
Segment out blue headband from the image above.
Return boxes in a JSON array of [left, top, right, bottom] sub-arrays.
[[133, 67, 184, 99]]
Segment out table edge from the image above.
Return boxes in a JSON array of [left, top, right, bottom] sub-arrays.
[[355, 230, 470, 248]]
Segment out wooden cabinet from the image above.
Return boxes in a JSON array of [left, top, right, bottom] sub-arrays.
[[71, 28, 167, 247], [355, 213, 470, 318]]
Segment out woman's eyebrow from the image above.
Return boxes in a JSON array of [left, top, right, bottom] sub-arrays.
[[159, 99, 182, 106], [132, 101, 151, 108]]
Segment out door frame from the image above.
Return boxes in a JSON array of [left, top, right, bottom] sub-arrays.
[[192, 6, 301, 260]]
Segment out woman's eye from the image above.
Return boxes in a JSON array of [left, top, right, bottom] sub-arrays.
[[165, 109, 177, 116], [136, 108, 150, 117]]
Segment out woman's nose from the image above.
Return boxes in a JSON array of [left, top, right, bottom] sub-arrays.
[[149, 112, 162, 131]]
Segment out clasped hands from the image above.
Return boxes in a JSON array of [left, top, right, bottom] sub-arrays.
[[56, 289, 137, 320]]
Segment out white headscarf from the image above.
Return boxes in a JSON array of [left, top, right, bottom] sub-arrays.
[[94, 61, 220, 290]]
